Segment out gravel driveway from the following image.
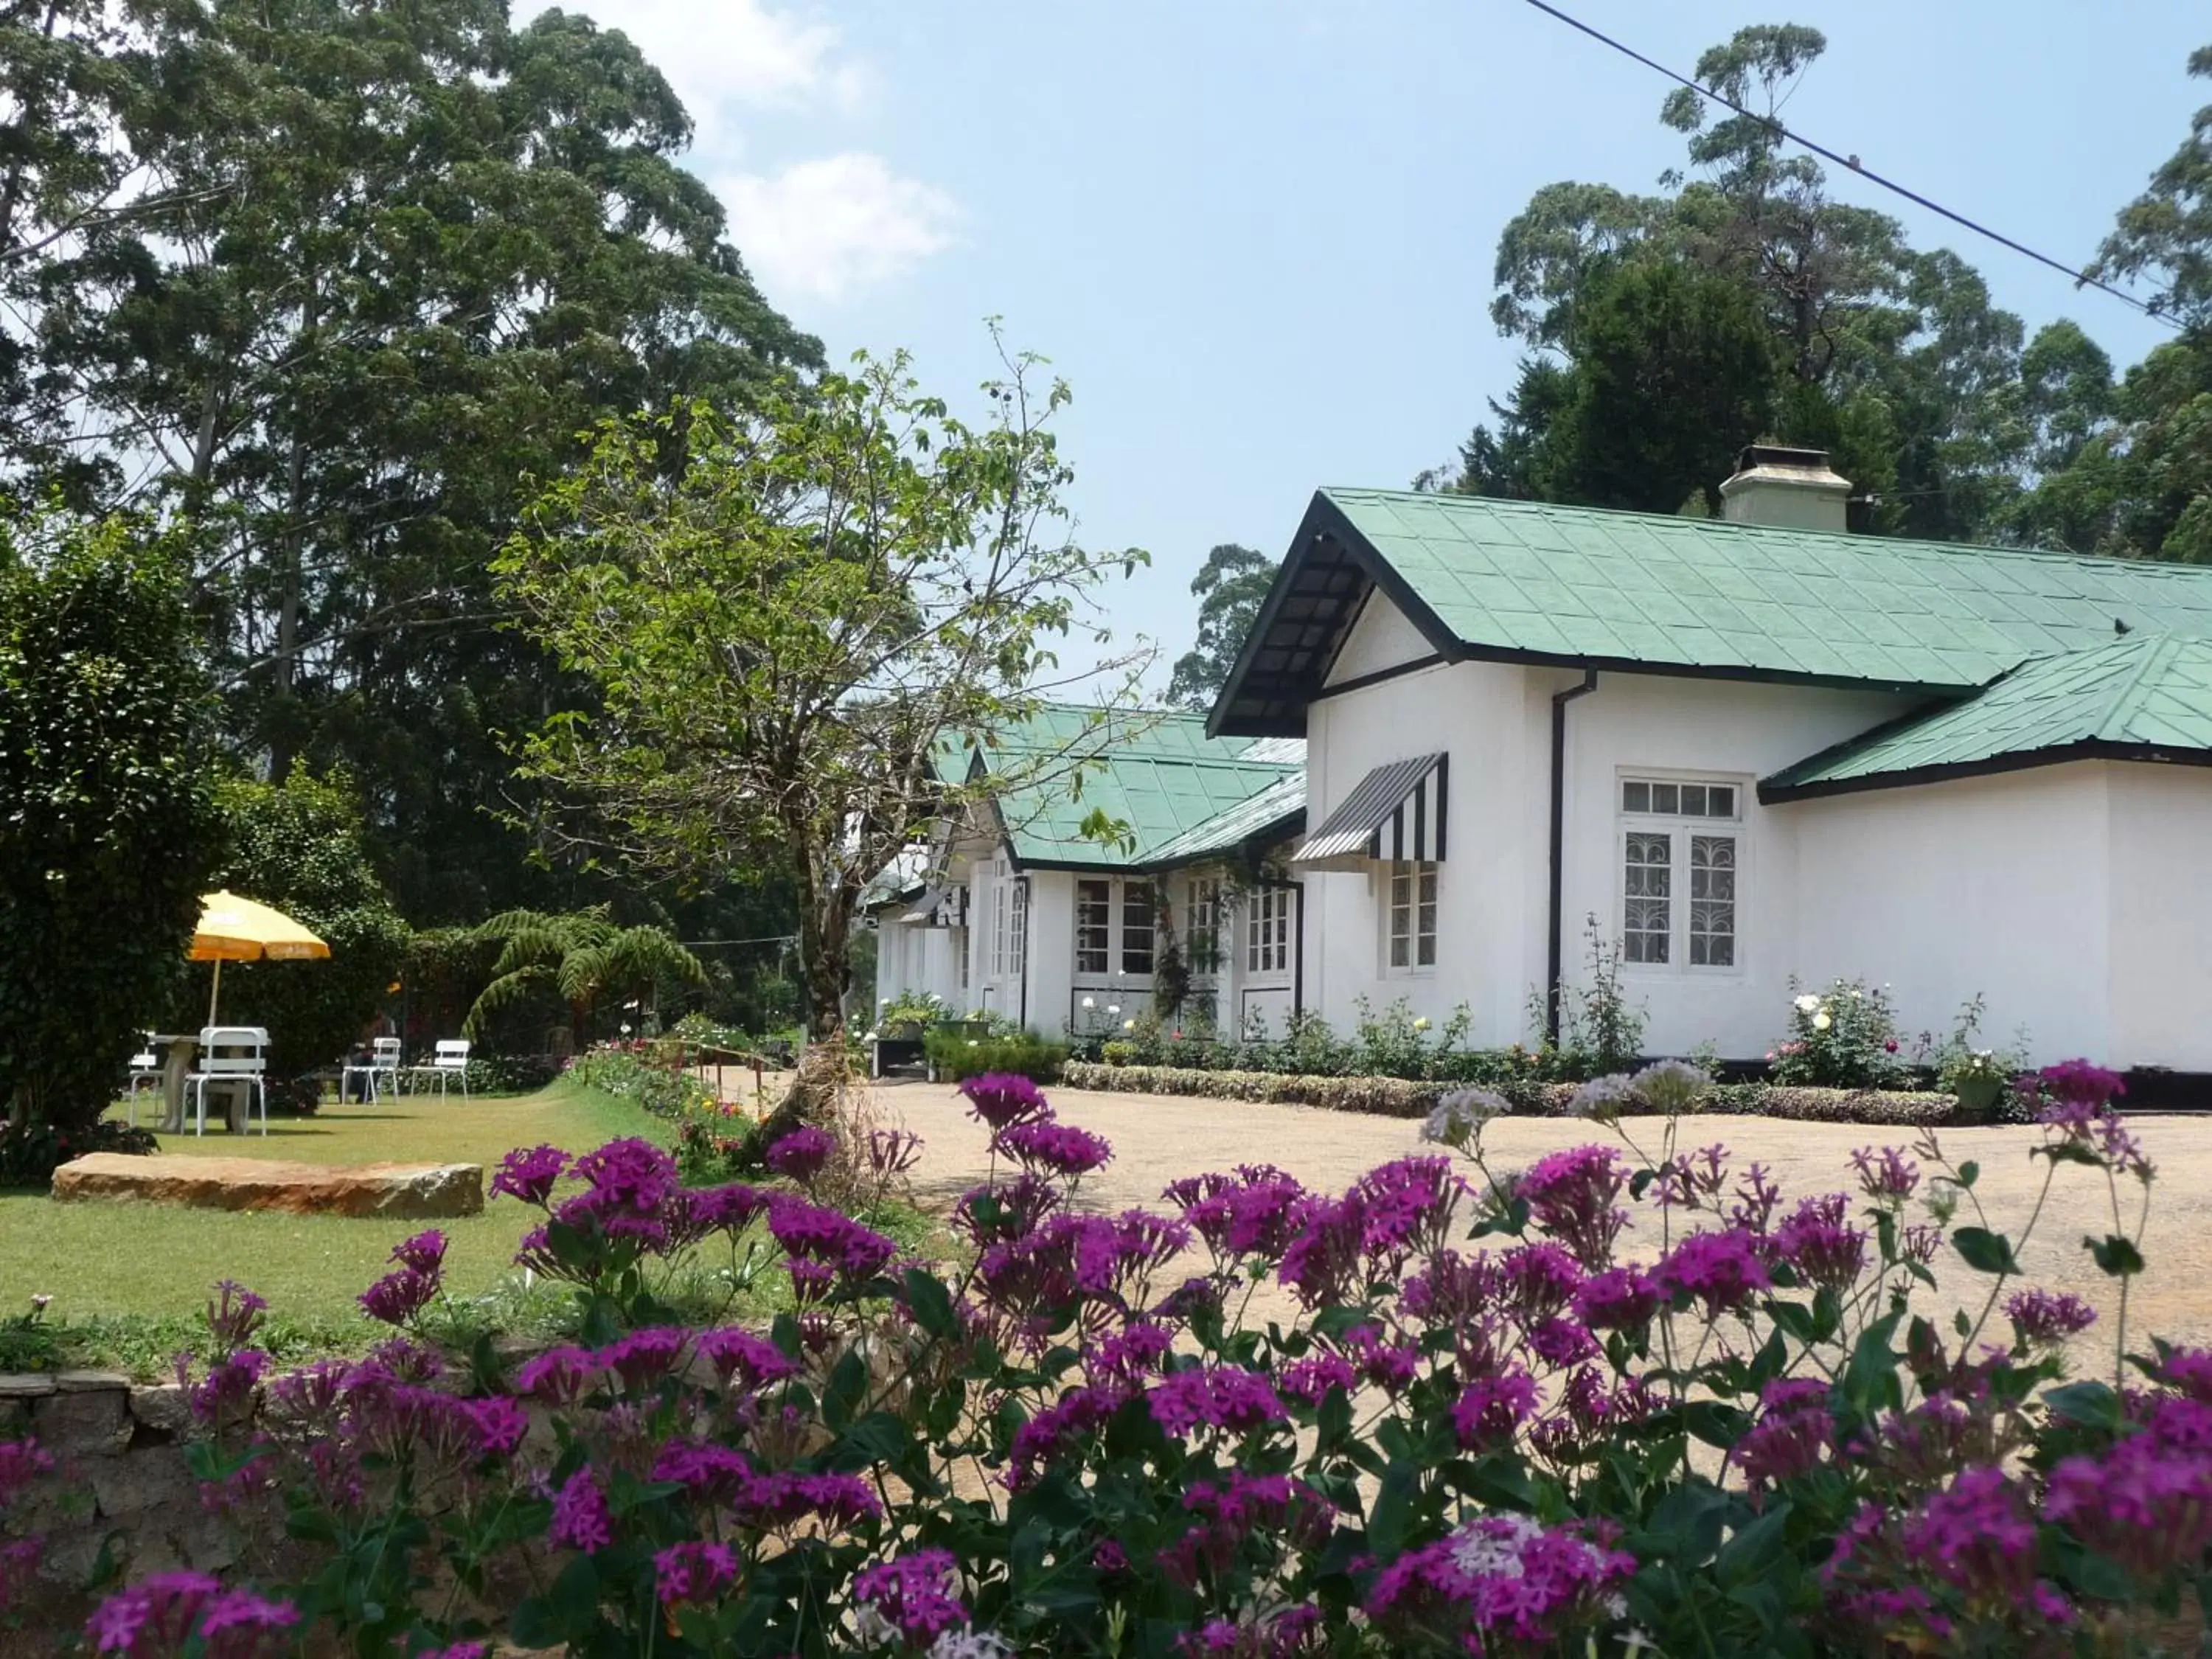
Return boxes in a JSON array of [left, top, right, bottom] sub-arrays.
[[861, 1078, 2212, 1354]]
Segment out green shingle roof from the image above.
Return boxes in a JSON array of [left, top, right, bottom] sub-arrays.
[[1761, 636, 2212, 799], [1141, 771, 1305, 868], [1213, 487, 2212, 735], [966, 706, 1304, 870]]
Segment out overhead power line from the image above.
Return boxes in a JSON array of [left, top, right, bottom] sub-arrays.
[[1518, 0, 2183, 330]]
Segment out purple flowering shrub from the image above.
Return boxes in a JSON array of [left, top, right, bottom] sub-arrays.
[[63, 1059, 2212, 1656]]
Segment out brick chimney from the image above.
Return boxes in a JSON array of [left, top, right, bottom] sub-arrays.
[[1719, 445, 1851, 533]]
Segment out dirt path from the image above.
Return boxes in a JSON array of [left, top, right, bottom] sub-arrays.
[[841, 1079, 2212, 1354]]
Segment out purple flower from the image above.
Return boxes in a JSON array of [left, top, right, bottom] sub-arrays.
[[2031, 1058, 2126, 1114], [653, 1441, 755, 1503], [1729, 1378, 1833, 1493], [550, 1468, 612, 1554], [1773, 1194, 1867, 1291], [1088, 1322, 1175, 1391], [461, 1395, 528, 1457], [953, 1172, 1062, 1245], [2006, 1289, 2097, 1345], [1366, 1514, 1634, 1646], [87, 1573, 300, 1658], [690, 1181, 771, 1231], [515, 1345, 601, 1404], [1849, 1145, 1920, 1202], [204, 1281, 267, 1350], [1452, 1371, 1537, 1448], [1009, 1388, 1119, 1489], [765, 1125, 837, 1182], [1899, 1466, 2037, 1597], [1147, 1365, 1287, 1439], [185, 1349, 267, 1427], [1277, 1195, 1366, 1309], [994, 1119, 1113, 1179], [1175, 1169, 1307, 1262], [961, 1071, 1049, 1130], [1573, 1267, 1660, 1330], [1528, 1317, 1601, 1368], [768, 1197, 897, 1284], [390, 1229, 447, 1275], [1279, 1352, 1359, 1407], [698, 1326, 799, 1390], [655, 1540, 738, 1605], [854, 1549, 968, 1646], [595, 1326, 688, 1391], [1093, 1539, 1130, 1573], [358, 1267, 439, 1327], [1498, 1242, 1586, 1324], [190, 1588, 299, 1652], [490, 1144, 570, 1206], [1658, 1228, 1771, 1314], [1517, 1145, 1628, 1268]]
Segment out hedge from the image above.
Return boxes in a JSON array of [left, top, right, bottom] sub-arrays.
[[1062, 1062, 1972, 1127]]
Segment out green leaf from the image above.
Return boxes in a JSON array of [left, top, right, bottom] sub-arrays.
[[902, 1267, 959, 1340], [1366, 1461, 1418, 1559], [1952, 1226, 2020, 1276], [1717, 1501, 1792, 1585], [822, 1348, 869, 1432], [1957, 1160, 1980, 1189], [2085, 1234, 2146, 1277]]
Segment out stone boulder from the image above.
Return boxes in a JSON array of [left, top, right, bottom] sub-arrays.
[[51, 1154, 483, 1218]]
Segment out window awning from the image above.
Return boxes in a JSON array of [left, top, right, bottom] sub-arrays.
[[1292, 754, 1447, 871], [898, 886, 970, 928]]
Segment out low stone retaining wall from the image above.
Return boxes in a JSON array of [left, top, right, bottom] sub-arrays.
[[51, 1153, 484, 1217]]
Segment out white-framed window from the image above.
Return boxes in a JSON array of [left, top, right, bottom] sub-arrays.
[[1383, 860, 1437, 972], [1619, 776, 1741, 970], [1121, 883, 1155, 975], [992, 872, 1027, 979], [1187, 877, 1222, 973], [1075, 879, 1111, 974], [1247, 886, 1292, 975]]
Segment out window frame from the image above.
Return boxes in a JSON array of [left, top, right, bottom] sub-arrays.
[[1187, 877, 1222, 975], [1246, 885, 1293, 977], [1074, 878, 1111, 975], [1380, 859, 1439, 976], [1615, 773, 1746, 975]]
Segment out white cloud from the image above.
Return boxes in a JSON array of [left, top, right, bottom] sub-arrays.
[[573, 0, 872, 146], [719, 154, 960, 305]]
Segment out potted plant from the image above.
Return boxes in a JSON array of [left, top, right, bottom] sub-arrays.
[[1941, 1048, 2009, 1121]]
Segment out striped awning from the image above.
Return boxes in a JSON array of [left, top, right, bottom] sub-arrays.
[[1292, 754, 1447, 870]]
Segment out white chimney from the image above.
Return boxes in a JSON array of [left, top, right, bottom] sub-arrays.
[[1719, 445, 1851, 533]]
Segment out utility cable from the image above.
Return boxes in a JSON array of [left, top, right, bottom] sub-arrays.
[[1518, 0, 2182, 330]]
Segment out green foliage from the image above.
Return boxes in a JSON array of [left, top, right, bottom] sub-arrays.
[[495, 341, 1150, 1048], [190, 769, 409, 1103], [922, 1029, 1068, 1083], [873, 990, 950, 1031], [1166, 543, 1276, 709], [566, 1046, 720, 1127], [0, 510, 223, 1143], [2088, 44, 2212, 329], [1545, 915, 1646, 1076], [465, 908, 707, 1051], [1770, 977, 1909, 1088]]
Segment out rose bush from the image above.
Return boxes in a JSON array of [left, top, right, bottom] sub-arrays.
[[27, 1062, 2208, 1658]]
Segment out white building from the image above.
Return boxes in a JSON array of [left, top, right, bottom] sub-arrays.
[[1200, 448, 2212, 1072], [867, 709, 1307, 1040]]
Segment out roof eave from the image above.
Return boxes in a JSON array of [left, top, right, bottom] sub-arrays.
[[1759, 739, 2212, 804]]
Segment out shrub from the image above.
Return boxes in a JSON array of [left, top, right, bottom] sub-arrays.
[[60, 1057, 2203, 1658], [1769, 976, 1909, 1088], [1064, 1061, 1554, 1117], [188, 768, 411, 1103], [922, 1028, 1066, 1082], [0, 511, 223, 1159], [465, 1054, 564, 1095], [0, 1116, 156, 1189], [568, 1044, 719, 1122]]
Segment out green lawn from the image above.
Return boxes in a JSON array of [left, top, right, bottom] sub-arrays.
[[0, 1081, 671, 1374]]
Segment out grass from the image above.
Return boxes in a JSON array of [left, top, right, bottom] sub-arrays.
[[0, 1080, 675, 1376]]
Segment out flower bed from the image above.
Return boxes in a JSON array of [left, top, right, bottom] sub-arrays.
[[1068, 1061, 1969, 1127], [6, 1061, 2193, 1657]]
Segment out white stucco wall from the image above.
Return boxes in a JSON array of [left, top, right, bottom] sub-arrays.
[[1781, 765, 2113, 1066], [1328, 591, 1436, 686], [2105, 765, 2212, 1070], [1555, 672, 1919, 1058]]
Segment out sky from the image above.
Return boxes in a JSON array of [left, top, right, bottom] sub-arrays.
[[559, 0, 2211, 692]]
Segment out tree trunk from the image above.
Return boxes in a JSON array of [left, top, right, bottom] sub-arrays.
[[757, 863, 857, 1141], [269, 278, 316, 783]]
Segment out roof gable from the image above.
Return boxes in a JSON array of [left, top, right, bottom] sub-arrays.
[[964, 706, 1304, 870], [1211, 488, 2212, 736], [1761, 635, 2212, 800]]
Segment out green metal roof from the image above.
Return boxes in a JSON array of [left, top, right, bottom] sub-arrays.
[[967, 706, 1304, 870], [1141, 771, 1305, 869], [1761, 635, 2212, 800], [1213, 487, 2212, 735]]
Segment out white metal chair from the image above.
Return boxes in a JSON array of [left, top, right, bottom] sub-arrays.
[[184, 1026, 268, 1135], [125, 1035, 163, 1125], [343, 1036, 403, 1103], [408, 1039, 471, 1100]]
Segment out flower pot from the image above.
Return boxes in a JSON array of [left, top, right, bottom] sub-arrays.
[[1952, 1075, 2002, 1121]]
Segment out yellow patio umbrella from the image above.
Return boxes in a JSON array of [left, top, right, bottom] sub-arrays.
[[190, 890, 330, 1027]]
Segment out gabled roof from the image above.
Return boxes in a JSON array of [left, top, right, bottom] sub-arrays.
[[1141, 771, 1306, 868], [1211, 488, 2212, 736], [1761, 635, 2212, 801], [964, 706, 1304, 872]]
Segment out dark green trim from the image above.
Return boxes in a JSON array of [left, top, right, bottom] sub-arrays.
[[1759, 740, 2212, 804], [1310, 652, 1450, 702]]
